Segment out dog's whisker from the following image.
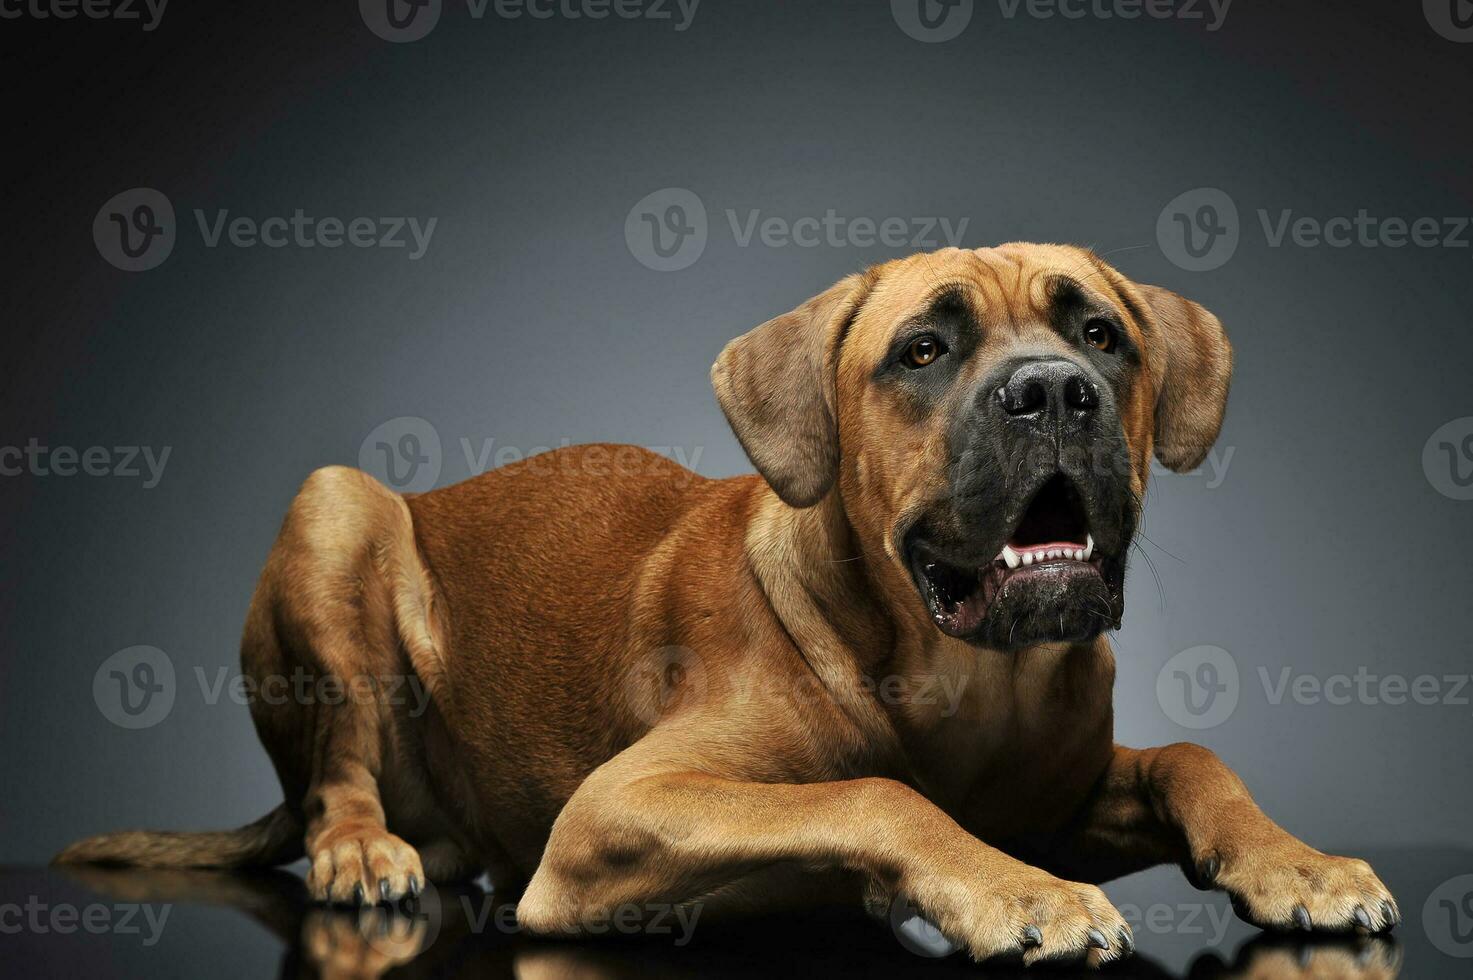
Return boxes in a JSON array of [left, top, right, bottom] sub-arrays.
[[1131, 540, 1167, 610]]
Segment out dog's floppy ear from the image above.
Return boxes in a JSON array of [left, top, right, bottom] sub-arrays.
[[711, 272, 872, 507], [1134, 283, 1234, 472]]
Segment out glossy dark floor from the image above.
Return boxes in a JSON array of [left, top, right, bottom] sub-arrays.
[[3, 846, 1470, 978]]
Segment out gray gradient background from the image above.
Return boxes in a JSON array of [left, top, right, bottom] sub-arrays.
[[1, 0, 1471, 951]]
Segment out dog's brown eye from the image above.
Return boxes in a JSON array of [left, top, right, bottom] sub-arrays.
[[1084, 320, 1115, 352], [905, 335, 942, 367]]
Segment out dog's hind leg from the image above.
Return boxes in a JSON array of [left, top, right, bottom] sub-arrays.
[[57, 465, 458, 893], [245, 465, 452, 905]]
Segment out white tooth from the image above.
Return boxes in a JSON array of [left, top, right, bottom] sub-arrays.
[[1048, 548, 1060, 560], [1074, 548, 1085, 561], [1022, 552, 1034, 566], [1084, 534, 1095, 560], [1001, 545, 1021, 570]]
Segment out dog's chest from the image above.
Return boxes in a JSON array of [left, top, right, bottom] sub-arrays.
[[893, 643, 1115, 838]]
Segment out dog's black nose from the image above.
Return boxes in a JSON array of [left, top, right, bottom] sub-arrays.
[[995, 359, 1098, 421]]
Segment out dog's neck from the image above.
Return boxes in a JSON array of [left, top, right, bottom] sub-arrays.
[[743, 486, 900, 761], [743, 483, 1115, 799]]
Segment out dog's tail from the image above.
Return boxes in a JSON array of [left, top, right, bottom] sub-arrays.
[[52, 803, 303, 869]]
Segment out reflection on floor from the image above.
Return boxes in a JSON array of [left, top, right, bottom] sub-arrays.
[[4, 844, 1469, 978]]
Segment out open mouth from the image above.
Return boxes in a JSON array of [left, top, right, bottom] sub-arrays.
[[910, 474, 1107, 640]]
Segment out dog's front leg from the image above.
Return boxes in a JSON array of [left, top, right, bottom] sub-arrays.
[[517, 728, 1133, 965], [1040, 743, 1399, 934]]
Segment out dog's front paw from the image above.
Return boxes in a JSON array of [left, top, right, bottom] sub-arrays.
[[902, 862, 1134, 967], [1192, 833, 1398, 935]]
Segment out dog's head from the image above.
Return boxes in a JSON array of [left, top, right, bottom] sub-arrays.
[[713, 244, 1231, 650]]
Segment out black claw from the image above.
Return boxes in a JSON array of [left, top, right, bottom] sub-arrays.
[[379, 878, 392, 903], [1353, 905, 1371, 929], [1021, 925, 1043, 948], [1118, 926, 1135, 954], [1382, 900, 1399, 928], [1293, 905, 1312, 931], [352, 883, 365, 906], [407, 874, 422, 898], [1198, 853, 1221, 887], [1087, 927, 1109, 950]]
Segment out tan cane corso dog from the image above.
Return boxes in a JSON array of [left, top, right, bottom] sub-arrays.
[[59, 244, 1398, 966]]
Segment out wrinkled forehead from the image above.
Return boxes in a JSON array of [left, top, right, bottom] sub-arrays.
[[846, 244, 1137, 357]]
